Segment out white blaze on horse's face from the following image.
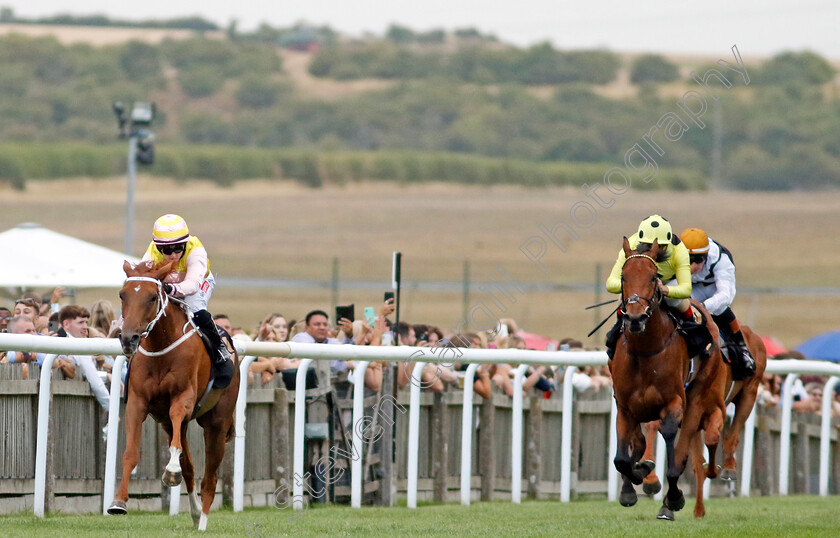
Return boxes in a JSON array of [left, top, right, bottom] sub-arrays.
[[134, 285, 141, 292]]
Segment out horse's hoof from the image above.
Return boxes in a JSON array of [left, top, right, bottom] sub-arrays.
[[703, 462, 722, 478], [635, 460, 656, 478], [107, 500, 127, 515], [720, 468, 737, 481], [664, 491, 686, 512], [657, 506, 675, 521], [619, 489, 638, 507], [161, 470, 183, 487], [643, 479, 662, 496]]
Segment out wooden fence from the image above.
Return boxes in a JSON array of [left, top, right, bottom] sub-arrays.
[[1, 363, 839, 513]]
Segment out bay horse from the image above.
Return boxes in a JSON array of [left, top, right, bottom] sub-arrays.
[[609, 238, 727, 520], [107, 260, 239, 531], [640, 324, 766, 518]]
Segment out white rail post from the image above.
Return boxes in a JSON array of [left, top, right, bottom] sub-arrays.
[[233, 355, 257, 512], [351, 361, 369, 508], [34, 354, 58, 518], [169, 485, 180, 515], [779, 373, 799, 495], [739, 403, 757, 497], [560, 366, 577, 502], [607, 396, 618, 502], [819, 376, 840, 496], [103, 355, 127, 515], [293, 359, 313, 510], [460, 363, 479, 505], [511, 364, 530, 504], [406, 362, 427, 509], [654, 434, 666, 501]]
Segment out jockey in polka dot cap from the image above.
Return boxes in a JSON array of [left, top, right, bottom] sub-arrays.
[[141, 214, 230, 365], [603, 214, 713, 361]]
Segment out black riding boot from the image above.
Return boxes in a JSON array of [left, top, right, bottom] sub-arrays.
[[730, 329, 756, 378], [676, 311, 713, 360], [605, 315, 623, 360], [193, 309, 231, 365]]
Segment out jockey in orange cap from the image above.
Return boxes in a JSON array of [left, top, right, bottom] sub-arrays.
[[141, 214, 230, 365], [604, 215, 712, 360], [679, 228, 755, 379]]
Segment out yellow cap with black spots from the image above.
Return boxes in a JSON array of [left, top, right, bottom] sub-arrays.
[[636, 214, 672, 245]]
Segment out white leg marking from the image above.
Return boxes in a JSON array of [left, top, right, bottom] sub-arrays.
[[189, 490, 201, 521], [198, 512, 208, 531], [166, 446, 182, 473]]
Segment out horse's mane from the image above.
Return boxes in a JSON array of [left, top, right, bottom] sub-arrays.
[[634, 242, 669, 263]]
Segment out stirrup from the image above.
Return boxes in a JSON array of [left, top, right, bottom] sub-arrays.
[[216, 345, 231, 365]]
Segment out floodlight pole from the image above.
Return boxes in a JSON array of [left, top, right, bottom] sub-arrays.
[[124, 135, 138, 256]]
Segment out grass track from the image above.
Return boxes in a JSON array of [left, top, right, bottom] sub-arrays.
[[3, 496, 840, 537]]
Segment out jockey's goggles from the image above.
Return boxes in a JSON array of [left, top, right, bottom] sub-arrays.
[[158, 243, 186, 255], [689, 254, 707, 264]]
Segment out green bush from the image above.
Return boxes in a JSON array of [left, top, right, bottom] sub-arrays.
[[630, 54, 679, 84], [178, 65, 226, 98]]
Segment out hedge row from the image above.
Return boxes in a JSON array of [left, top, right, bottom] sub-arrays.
[[0, 143, 707, 191]]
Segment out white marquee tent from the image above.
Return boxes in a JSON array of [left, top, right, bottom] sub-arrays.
[[0, 223, 140, 289]]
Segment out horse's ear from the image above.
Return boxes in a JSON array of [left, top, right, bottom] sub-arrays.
[[154, 261, 176, 280], [123, 260, 134, 276], [650, 239, 660, 258], [622, 236, 632, 257]]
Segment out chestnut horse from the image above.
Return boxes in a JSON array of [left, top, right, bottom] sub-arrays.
[[106, 261, 239, 531], [640, 325, 766, 518], [609, 238, 727, 520]]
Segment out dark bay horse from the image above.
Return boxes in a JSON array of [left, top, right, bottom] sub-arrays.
[[107, 260, 239, 531], [640, 325, 767, 518], [609, 238, 727, 520]]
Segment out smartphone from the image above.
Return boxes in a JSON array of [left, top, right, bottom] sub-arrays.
[[335, 304, 355, 323], [48, 320, 59, 333], [384, 291, 395, 303], [364, 306, 376, 327]]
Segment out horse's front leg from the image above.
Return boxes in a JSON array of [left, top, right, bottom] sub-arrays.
[[162, 389, 195, 487], [614, 411, 646, 506], [702, 404, 725, 481], [195, 418, 231, 531], [660, 398, 686, 516], [722, 385, 759, 481], [108, 397, 147, 514], [641, 421, 662, 495]]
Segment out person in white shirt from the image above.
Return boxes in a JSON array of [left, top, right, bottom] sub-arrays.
[[58, 305, 110, 411], [679, 228, 755, 379]]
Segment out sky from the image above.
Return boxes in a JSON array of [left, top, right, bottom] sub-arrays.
[[3, 0, 840, 59]]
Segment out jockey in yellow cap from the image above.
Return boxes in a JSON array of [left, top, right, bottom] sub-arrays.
[[141, 214, 230, 365], [604, 215, 712, 360], [680, 228, 755, 379]]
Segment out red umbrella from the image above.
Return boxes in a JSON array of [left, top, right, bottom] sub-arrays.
[[760, 335, 787, 357], [517, 331, 559, 351]]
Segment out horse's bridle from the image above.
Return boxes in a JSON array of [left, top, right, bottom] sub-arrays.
[[124, 276, 198, 356], [125, 276, 170, 337], [620, 254, 662, 318]]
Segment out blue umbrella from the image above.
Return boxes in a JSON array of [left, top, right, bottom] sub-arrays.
[[795, 330, 840, 363]]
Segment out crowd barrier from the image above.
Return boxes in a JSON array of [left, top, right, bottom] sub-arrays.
[[1, 333, 839, 517]]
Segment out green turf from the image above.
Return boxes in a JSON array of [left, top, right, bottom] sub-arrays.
[[3, 496, 839, 537]]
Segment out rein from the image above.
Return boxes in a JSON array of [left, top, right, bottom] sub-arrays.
[[125, 276, 197, 357]]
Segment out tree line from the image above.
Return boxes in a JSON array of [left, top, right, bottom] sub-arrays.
[[0, 29, 836, 190]]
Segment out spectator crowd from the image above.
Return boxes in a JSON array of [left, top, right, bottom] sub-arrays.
[[2, 288, 840, 419]]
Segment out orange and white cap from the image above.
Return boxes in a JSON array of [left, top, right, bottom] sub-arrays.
[[680, 228, 710, 254], [152, 214, 190, 245]]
